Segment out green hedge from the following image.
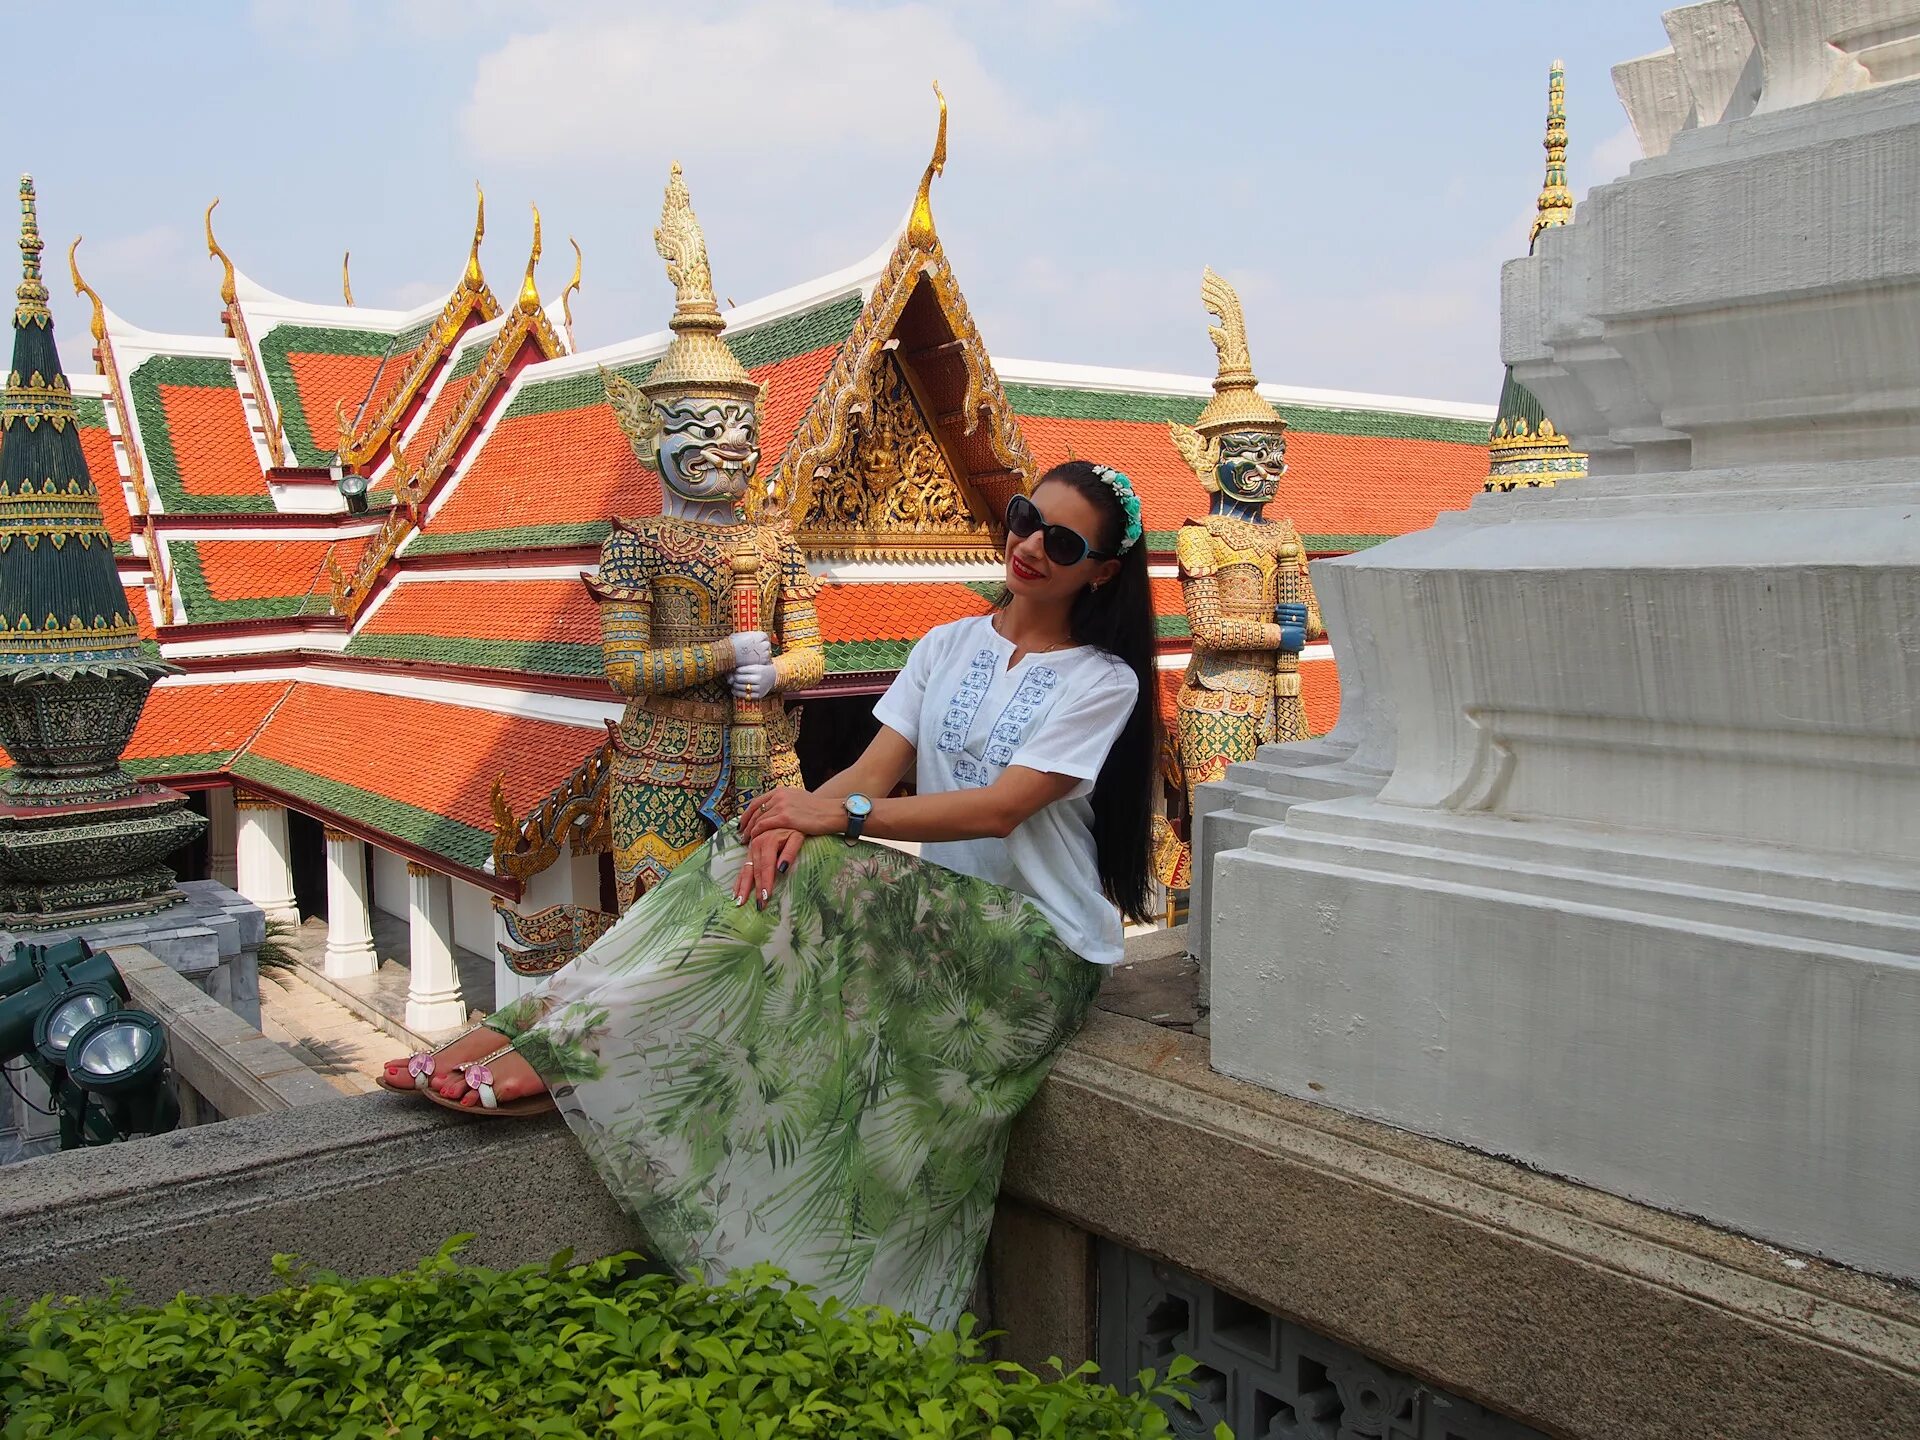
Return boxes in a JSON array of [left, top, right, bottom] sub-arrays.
[[1, 1241, 1221, 1439]]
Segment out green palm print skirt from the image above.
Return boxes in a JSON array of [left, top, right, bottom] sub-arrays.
[[484, 827, 1103, 1331]]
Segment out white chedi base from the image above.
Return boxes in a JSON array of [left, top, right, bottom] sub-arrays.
[[1208, 23, 1920, 1282]]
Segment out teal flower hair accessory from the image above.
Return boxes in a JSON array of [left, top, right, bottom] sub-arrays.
[[1089, 463, 1143, 555]]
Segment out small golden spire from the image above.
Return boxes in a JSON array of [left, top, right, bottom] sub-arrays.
[[907, 81, 947, 250], [204, 197, 238, 306], [1530, 60, 1574, 251], [341, 250, 355, 306], [68, 237, 107, 347], [17, 175, 50, 326], [465, 182, 486, 290], [518, 203, 542, 311], [561, 236, 582, 346]]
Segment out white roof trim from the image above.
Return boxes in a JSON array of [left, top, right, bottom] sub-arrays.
[[147, 666, 620, 730], [992, 356, 1497, 424], [236, 266, 449, 334]]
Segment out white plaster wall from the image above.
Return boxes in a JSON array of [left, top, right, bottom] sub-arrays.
[[450, 878, 495, 960], [370, 849, 410, 923]]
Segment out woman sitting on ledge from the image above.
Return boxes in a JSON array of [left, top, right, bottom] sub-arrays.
[[380, 460, 1159, 1330]]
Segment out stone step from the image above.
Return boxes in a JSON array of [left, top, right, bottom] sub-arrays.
[[1248, 819, 1920, 960], [257, 968, 394, 1096]]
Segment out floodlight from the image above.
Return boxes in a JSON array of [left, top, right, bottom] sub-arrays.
[[33, 982, 119, 1070], [338, 471, 370, 515], [66, 1009, 178, 1140]]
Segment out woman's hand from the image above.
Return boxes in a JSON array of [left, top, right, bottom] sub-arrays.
[[732, 788, 844, 908], [732, 825, 806, 908], [742, 787, 847, 842]]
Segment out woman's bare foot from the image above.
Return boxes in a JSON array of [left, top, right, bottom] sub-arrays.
[[379, 1027, 501, 1093], [451, 1049, 548, 1108]]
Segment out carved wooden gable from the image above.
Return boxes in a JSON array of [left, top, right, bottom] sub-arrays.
[[800, 348, 995, 559]]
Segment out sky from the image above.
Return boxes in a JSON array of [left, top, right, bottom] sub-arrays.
[[14, 1, 1670, 404]]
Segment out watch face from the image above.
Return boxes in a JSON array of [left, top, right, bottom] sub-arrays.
[[845, 794, 873, 818]]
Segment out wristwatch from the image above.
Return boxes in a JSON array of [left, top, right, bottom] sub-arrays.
[[843, 793, 873, 844]]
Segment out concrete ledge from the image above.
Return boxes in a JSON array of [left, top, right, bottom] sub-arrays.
[[0, 1093, 637, 1304], [114, 947, 339, 1119], [1003, 1010, 1920, 1440]]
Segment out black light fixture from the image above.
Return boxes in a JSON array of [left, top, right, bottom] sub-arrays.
[[66, 1009, 177, 1140], [0, 939, 177, 1147], [333, 463, 370, 516]]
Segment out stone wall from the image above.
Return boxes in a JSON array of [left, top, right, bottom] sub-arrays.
[[1, 1003, 1910, 1439]]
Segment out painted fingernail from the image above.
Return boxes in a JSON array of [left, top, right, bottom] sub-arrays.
[[735, 894, 746, 907], [777, 861, 789, 874]]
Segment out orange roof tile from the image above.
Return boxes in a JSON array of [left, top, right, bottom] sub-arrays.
[[78, 421, 132, 545], [157, 383, 267, 502], [243, 682, 599, 840], [285, 350, 386, 458], [419, 404, 653, 540], [360, 578, 597, 643], [123, 583, 155, 641], [179, 538, 340, 602], [125, 680, 290, 765], [814, 582, 993, 644]]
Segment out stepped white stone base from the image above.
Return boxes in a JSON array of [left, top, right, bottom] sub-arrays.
[[1213, 798, 1920, 1280]]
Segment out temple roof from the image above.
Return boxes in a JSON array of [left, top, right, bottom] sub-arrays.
[[18, 153, 1493, 885], [1002, 361, 1493, 551]]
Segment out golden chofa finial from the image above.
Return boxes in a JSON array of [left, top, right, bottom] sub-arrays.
[[342, 250, 355, 306], [907, 81, 947, 250], [68, 237, 107, 346], [17, 174, 50, 325], [465, 182, 486, 290], [561, 236, 582, 347], [519, 203, 543, 311], [1531, 59, 1574, 251], [204, 197, 238, 306]]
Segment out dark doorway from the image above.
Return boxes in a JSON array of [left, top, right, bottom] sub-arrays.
[[161, 787, 211, 883], [793, 693, 887, 790], [287, 810, 328, 922]]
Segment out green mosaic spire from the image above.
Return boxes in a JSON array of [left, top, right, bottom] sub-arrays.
[[0, 175, 139, 667]]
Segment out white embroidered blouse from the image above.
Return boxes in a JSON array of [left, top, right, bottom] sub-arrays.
[[871, 615, 1140, 964]]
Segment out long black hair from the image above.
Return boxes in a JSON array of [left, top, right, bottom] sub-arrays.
[[1026, 459, 1161, 922]]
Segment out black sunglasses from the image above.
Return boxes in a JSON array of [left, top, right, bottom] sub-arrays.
[[1005, 494, 1112, 566]]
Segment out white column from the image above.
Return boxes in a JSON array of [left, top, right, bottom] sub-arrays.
[[207, 787, 238, 889], [322, 827, 379, 979], [232, 790, 297, 925], [405, 861, 467, 1034]]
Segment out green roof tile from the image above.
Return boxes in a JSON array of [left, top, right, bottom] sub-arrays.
[[127, 353, 274, 514], [343, 633, 602, 678], [230, 752, 493, 871], [1005, 382, 1491, 445], [404, 520, 612, 558]]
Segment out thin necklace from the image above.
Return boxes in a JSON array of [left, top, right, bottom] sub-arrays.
[[993, 611, 1073, 655]]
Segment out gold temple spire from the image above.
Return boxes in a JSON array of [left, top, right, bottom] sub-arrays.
[[67, 238, 107, 346], [518, 203, 542, 310], [17, 175, 49, 327], [342, 250, 355, 306], [1530, 60, 1574, 251], [204, 198, 238, 306], [562, 236, 582, 346], [465, 182, 486, 290], [907, 81, 947, 250]]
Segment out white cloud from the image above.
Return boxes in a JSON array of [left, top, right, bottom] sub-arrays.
[[460, 0, 1067, 169]]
